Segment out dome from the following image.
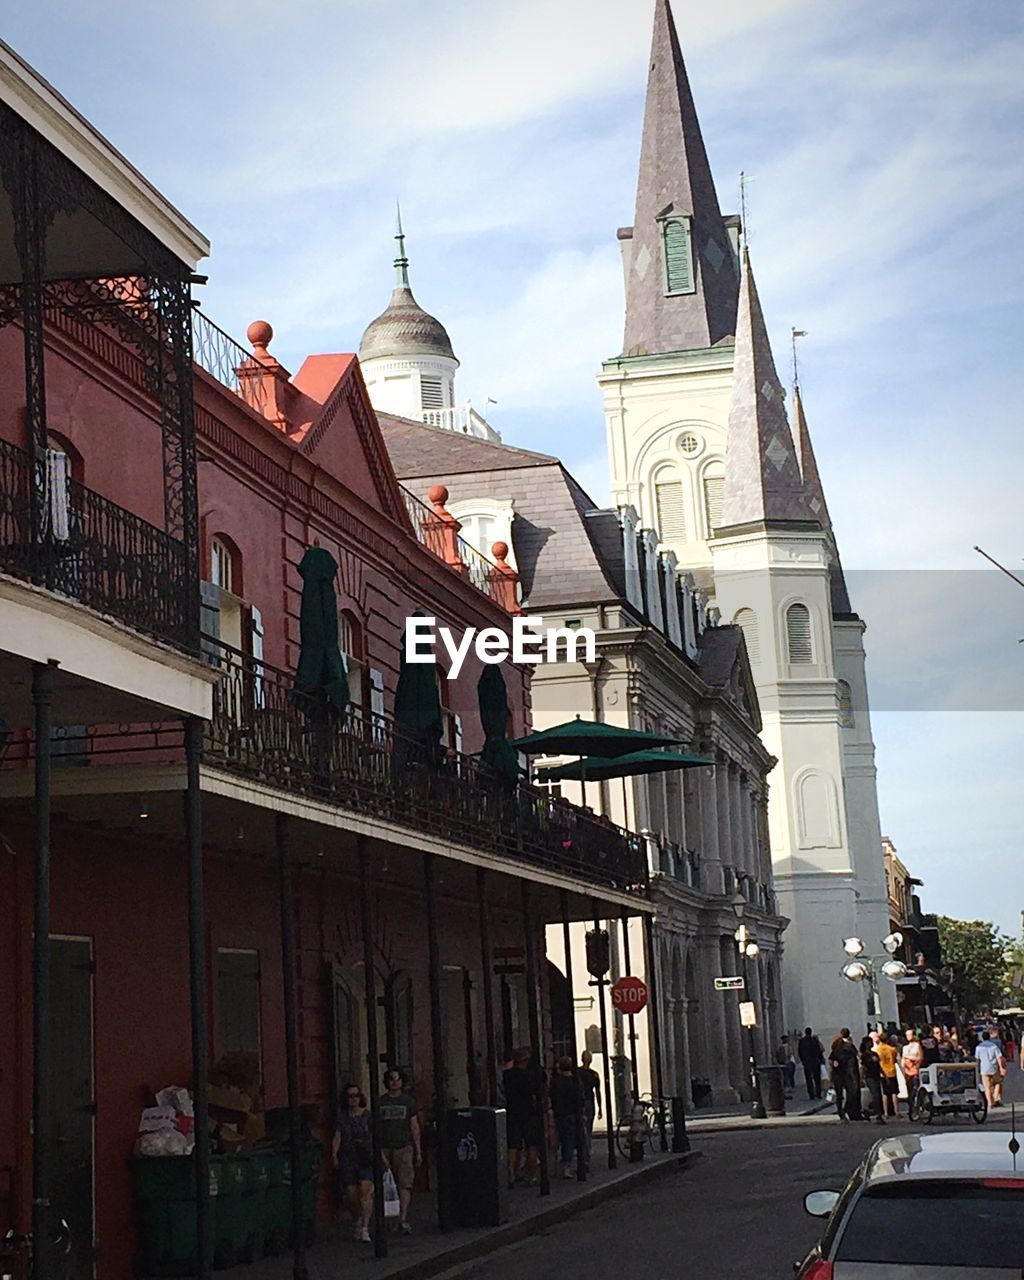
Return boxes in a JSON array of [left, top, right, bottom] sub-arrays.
[[358, 285, 456, 363]]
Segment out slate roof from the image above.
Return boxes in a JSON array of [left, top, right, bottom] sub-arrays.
[[791, 389, 855, 616], [359, 284, 456, 362], [718, 251, 817, 530], [378, 413, 554, 478], [621, 0, 739, 356]]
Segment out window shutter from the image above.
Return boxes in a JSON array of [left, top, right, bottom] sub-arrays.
[[703, 474, 725, 533], [421, 377, 444, 409], [786, 604, 813, 664], [200, 580, 222, 667], [250, 605, 265, 707], [663, 218, 694, 294], [369, 668, 385, 722], [655, 480, 687, 542], [734, 608, 760, 664], [453, 713, 463, 755]]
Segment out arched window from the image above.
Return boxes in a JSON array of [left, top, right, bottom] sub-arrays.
[[702, 463, 725, 536], [786, 603, 814, 664], [734, 608, 760, 664], [339, 609, 366, 713], [385, 970, 414, 1085], [654, 470, 687, 542], [837, 679, 854, 728], [210, 535, 238, 595]]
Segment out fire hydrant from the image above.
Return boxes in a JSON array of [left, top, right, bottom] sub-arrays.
[[627, 1103, 650, 1162]]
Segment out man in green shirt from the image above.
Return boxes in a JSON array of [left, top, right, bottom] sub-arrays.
[[378, 1069, 421, 1233]]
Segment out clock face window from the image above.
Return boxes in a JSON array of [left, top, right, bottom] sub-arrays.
[[677, 432, 700, 456]]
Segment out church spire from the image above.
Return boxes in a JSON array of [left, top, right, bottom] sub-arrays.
[[791, 386, 854, 615], [394, 200, 410, 288], [718, 250, 816, 531], [621, 0, 738, 357]]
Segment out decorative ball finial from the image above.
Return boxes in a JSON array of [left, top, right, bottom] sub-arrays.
[[427, 484, 449, 508], [491, 541, 509, 563], [247, 320, 273, 356]]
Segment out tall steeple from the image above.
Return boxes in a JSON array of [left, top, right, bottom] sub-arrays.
[[791, 387, 854, 614], [718, 250, 816, 530], [621, 0, 738, 357]]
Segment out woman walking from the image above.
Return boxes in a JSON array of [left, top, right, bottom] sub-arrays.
[[332, 1083, 375, 1243], [900, 1028, 924, 1117], [549, 1055, 582, 1180], [860, 1036, 886, 1125]]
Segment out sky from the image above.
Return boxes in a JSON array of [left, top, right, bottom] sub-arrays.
[[9, 0, 1022, 933]]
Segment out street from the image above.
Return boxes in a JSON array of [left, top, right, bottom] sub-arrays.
[[451, 1073, 1024, 1280]]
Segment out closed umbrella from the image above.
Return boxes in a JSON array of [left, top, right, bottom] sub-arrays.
[[476, 664, 520, 784], [292, 546, 349, 712], [393, 613, 444, 770]]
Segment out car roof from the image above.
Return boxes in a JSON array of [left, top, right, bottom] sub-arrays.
[[864, 1132, 1024, 1185]]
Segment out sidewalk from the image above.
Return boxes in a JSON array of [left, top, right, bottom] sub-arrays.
[[228, 1149, 699, 1280], [686, 1091, 833, 1133]]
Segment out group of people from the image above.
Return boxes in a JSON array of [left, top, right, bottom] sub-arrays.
[[783, 1020, 1018, 1123], [501, 1046, 603, 1186]]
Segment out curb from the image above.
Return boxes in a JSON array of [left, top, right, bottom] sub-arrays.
[[387, 1151, 702, 1280], [688, 1103, 834, 1135]]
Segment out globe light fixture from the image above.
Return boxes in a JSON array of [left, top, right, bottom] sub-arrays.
[[745, 942, 760, 959], [881, 932, 904, 956], [881, 959, 909, 981], [841, 960, 869, 983], [842, 937, 865, 957]]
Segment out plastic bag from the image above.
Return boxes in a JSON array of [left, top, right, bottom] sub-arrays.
[[825, 1087, 836, 1104], [383, 1169, 400, 1219]]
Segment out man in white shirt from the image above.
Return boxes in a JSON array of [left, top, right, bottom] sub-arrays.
[[976, 1031, 1006, 1108]]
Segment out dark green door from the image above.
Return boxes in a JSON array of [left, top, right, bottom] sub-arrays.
[[47, 937, 94, 1278]]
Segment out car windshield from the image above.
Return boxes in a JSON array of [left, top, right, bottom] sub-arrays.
[[835, 1182, 1024, 1268]]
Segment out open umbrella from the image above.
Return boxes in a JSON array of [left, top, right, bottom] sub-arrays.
[[510, 717, 684, 758], [535, 749, 713, 783], [476, 664, 520, 784], [292, 546, 349, 712]]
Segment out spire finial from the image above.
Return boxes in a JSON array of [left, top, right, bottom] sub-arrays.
[[394, 199, 410, 288], [791, 327, 807, 393]]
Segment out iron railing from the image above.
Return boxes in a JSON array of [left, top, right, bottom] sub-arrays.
[[203, 638, 646, 891], [398, 483, 507, 604], [0, 437, 193, 649], [192, 309, 267, 411]]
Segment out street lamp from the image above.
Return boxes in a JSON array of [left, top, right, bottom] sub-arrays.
[[731, 891, 767, 1120], [839, 932, 908, 1024]]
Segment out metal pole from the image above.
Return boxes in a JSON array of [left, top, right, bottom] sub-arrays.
[[642, 914, 672, 1153], [31, 662, 54, 1280], [276, 814, 308, 1280], [559, 890, 586, 1182], [591, 902, 617, 1170], [740, 947, 766, 1120], [423, 853, 449, 1229], [358, 837, 387, 1259], [476, 867, 498, 1107], [521, 883, 550, 1196], [620, 910, 640, 1103], [184, 716, 212, 1280]]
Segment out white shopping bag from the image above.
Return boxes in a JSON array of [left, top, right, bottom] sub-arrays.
[[383, 1169, 401, 1219], [895, 1063, 908, 1101]]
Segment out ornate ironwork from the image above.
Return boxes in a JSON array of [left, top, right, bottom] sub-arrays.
[[201, 638, 647, 892], [0, 437, 193, 648], [192, 309, 267, 411]]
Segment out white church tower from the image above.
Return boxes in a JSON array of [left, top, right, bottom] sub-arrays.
[[359, 209, 499, 441], [599, 0, 895, 1035]]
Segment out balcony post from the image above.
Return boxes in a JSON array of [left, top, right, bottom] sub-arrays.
[[642, 913, 672, 1152], [422, 486, 466, 576], [520, 882, 550, 1197], [476, 868, 498, 1107], [590, 903, 617, 1170], [423, 853, 450, 1229], [559, 889, 586, 1182], [619, 910, 641, 1104], [184, 716, 212, 1280], [487, 542, 522, 615], [31, 661, 55, 1280], [358, 836, 387, 1258], [276, 813, 308, 1280]]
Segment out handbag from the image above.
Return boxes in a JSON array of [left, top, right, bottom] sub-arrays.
[[382, 1169, 401, 1219]]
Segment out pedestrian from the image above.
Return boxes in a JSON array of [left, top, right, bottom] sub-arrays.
[[549, 1055, 581, 1180], [975, 1031, 1006, 1109], [935, 1027, 955, 1064], [948, 1029, 968, 1062], [920, 1025, 940, 1067], [578, 1049, 602, 1167], [859, 1036, 886, 1125], [873, 1033, 900, 1118], [829, 1029, 861, 1122], [775, 1035, 797, 1091], [377, 1068, 421, 1235], [900, 1028, 924, 1112], [503, 1047, 543, 1188], [798, 1027, 825, 1100], [331, 1083, 374, 1242]]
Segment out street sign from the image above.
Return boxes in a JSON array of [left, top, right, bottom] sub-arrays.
[[610, 975, 648, 1015], [714, 976, 745, 991], [739, 1001, 757, 1027]]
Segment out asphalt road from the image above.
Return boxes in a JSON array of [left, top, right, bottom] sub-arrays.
[[450, 1070, 1024, 1280]]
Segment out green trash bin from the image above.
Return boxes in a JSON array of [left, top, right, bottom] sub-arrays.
[[131, 1155, 218, 1278], [300, 1143, 323, 1246], [212, 1155, 248, 1270], [257, 1147, 290, 1256]]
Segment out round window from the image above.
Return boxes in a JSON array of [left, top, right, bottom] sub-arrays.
[[677, 432, 701, 456]]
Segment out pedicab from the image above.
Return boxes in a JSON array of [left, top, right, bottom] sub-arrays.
[[908, 1060, 987, 1124]]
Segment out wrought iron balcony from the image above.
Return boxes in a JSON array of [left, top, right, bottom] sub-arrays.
[[0, 436, 193, 650], [203, 639, 647, 892]]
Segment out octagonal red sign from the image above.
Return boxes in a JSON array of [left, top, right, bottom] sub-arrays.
[[610, 975, 648, 1016]]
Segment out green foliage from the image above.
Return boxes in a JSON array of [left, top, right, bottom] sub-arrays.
[[1004, 940, 1024, 1007], [937, 917, 1009, 1014]]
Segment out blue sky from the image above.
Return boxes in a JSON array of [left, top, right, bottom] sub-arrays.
[[10, 0, 1022, 933]]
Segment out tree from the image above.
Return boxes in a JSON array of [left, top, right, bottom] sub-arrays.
[[937, 917, 1008, 1015], [1004, 940, 1024, 1006]]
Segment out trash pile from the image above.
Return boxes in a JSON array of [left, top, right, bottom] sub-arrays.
[[134, 1053, 265, 1157], [135, 1086, 194, 1157]]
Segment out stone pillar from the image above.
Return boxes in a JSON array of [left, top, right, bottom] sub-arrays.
[[720, 935, 746, 1098], [716, 757, 735, 889], [697, 760, 724, 895], [700, 936, 736, 1105]]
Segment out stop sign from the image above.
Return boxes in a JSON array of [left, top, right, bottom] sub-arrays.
[[610, 975, 648, 1016]]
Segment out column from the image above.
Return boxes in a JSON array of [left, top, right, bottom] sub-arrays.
[[720, 936, 746, 1097], [32, 663, 55, 1280], [698, 759, 723, 895], [278, 815, 310, 1278], [715, 756, 734, 890], [700, 936, 737, 1105]]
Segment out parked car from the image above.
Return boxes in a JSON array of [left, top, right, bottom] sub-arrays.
[[795, 1131, 1024, 1277]]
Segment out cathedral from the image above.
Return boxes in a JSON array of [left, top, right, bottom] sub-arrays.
[[359, 0, 894, 1038]]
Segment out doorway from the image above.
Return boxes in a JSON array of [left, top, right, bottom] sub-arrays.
[[47, 936, 94, 1278]]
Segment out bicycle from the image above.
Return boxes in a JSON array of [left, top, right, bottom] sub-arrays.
[[614, 1094, 665, 1159]]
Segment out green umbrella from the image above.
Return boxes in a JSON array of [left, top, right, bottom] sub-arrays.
[[511, 717, 684, 758], [393, 613, 445, 773], [293, 546, 349, 712], [535, 749, 713, 783], [477, 664, 520, 784]]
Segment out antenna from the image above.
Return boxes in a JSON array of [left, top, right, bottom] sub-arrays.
[[973, 546, 1024, 591], [791, 328, 807, 394]]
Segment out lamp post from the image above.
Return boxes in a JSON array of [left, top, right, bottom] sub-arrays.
[[731, 891, 767, 1120], [840, 934, 908, 1027]]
